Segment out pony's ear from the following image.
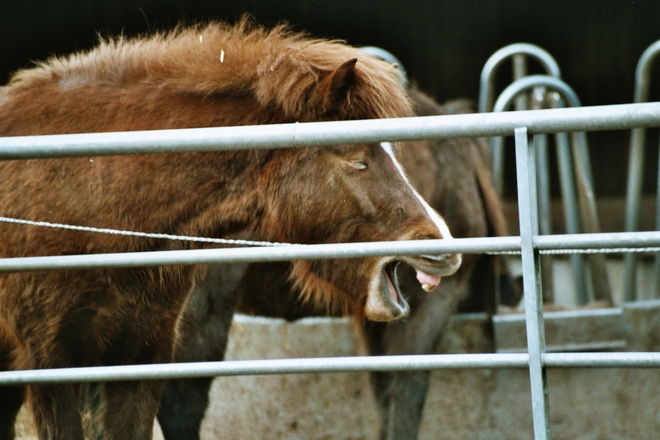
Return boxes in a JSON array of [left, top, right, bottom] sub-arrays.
[[318, 58, 358, 114]]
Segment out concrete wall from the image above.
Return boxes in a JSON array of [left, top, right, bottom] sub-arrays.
[[15, 301, 660, 439], [196, 308, 660, 440]]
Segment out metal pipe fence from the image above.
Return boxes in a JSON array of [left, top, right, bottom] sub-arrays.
[[1, 231, 660, 273], [624, 39, 660, 301], [2, 102, 660, 159], [490, 75, 600, 305], [478, 42, 562, 114], [2, 101, 660, 439], [3, 352, 660, 387]]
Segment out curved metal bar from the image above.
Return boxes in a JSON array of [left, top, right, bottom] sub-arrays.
[[623, 40, 660, 301], [478, 45, 561, 305], [478, 43, 562, 113], [492, 75, 579, 111], [634, 41, 660, 103], [359, 46, 409, 88], [480, 44, 561, 202], [492, 76, 587, 304], [491, 75, 612, 305]]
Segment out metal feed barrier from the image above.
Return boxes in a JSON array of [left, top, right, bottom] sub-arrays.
[[624, 39, 660, 302], [480, 43, 612, 308], [2, 103, 660, 439]]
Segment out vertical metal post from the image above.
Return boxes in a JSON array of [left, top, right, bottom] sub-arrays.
[[512, 54, 529, 111], [570, 132, 612, 304], [515, 127, 552, 440], [554, 131, 589, 305], [493, 75, 601, 306], [653, 134, 660, 296], [535, 133, 554, 303], [623, 122, 647, 301], [623, 40, 660, 301], [531, 89, 554, 304]]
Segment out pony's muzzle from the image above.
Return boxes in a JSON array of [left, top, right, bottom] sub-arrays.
[[404, 252, 462, 292], [419, 252, 462, 274]]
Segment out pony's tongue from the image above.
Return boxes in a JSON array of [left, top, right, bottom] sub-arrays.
[[415, 268, 441, 292]]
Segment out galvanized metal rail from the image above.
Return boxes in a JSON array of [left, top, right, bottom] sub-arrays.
[[491, 75, 604, 306], [2, 232, 660, 273], [1, 103, 660, 159], [2, 352, 660, 386], [478, 42, 562, 115], [624, 39, 660, 301], [2, 101, 660, 440]]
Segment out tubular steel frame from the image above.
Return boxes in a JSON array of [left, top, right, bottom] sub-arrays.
[[624, 39, 660, 301], [2, 102, 660, 439], [478, 42, 607, 307]]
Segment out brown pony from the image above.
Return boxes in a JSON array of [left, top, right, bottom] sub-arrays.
[[0, 19, 461, 440], [156, 87, 517, 440]]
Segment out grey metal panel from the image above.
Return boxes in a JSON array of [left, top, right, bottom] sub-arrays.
[[3, 101, 660, 440], [534, 231, 660, 250], [515, 127, 551, 440], [0, 236, 520, 272], [3, 351, 660, 386], [624, 40, 660, 301], [494, 308, 626, 353], [0, 354, 532, 385], [543, 352, 660, 368], [1, 102, 660, 159], [3, 231, 660, 273]]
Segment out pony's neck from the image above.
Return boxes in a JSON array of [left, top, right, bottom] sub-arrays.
[[135, 149, 273, 247]]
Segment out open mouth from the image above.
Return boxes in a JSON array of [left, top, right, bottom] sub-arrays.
[[379, 260, 410, 319], [383, 258, 443, 306], [384, 261, 404, 304], [365, 253, 461, 322]]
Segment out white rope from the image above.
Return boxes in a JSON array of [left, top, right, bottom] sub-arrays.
[[0, 216, 293, 247], [2, 215, 659, 256]]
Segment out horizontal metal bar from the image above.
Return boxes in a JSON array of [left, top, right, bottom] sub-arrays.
[[544, 352, 660, 368], [534, 231, 660, 250], [3, 230, 660, 273], [3, 351, 660, 386], [1, 103, 659, 159], [494, 306, 623, 323], [502, 342, 629, 354], [494, 308, 626, 354], [0, 237, 520, 272], [0, 354, 531, 385], [4, 230, 660, 273]]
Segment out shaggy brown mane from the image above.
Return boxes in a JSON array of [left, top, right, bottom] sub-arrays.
[[7, 17, 412, 123]]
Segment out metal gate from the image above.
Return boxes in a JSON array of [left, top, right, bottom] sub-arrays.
[[2, 102, 660, 439]]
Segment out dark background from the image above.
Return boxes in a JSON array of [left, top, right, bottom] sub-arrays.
[[3, 0, 660, 198]]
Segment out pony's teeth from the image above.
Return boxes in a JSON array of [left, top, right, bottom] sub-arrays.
[[421, 283, 434, 292]]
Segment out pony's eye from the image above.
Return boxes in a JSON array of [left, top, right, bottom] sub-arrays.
[[349, 160, 368, 170]]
